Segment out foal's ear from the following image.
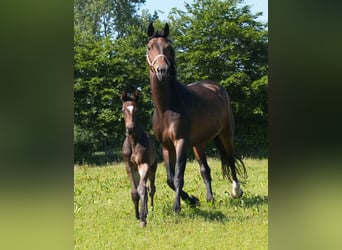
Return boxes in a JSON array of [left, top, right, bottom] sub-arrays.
[[133, 90, 140, 102], [161, 23, 169, 38], [147, 23, 154, 38], [120, 90, 128, 103]]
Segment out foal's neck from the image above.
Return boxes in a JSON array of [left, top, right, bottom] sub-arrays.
[[127, 123, 144, 146]]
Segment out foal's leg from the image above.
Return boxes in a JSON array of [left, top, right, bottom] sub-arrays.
[[138, 163, 149, 227], [148, 160, 157, 208], [193, 144, 214, 202], [125, 161, 140, 219], [218, 133, 243, 198]]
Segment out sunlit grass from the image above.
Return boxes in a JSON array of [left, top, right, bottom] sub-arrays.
[[74, 158, 268, 249]]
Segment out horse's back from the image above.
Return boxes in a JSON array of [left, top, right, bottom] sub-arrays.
[[187, 80, 223, 93], [186, 80, 234, 144]]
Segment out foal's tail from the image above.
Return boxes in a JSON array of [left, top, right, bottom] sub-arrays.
[[214, 137, 248, 183]]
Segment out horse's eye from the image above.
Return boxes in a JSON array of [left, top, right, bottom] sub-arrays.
[[147, 46, 151, 51]]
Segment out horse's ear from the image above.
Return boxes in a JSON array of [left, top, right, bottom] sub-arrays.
[[162, 23, 169, 38], [133, 90, 140, 102], [120, 90, 127, 103], [147, 23, 154, 38]]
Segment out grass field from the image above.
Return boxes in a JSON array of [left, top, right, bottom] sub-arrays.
[[74, 158, 268, 249]]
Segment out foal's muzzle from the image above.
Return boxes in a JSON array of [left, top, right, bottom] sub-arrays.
[[126, 126, 135, 136]]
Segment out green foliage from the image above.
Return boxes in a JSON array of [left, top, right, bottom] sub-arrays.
[[74, 125, 99, 164], [74, 0, 146, 38], [74, 0, 268, 162], [74, 158, 268, 249]]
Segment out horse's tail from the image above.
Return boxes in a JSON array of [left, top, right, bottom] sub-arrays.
[[214, 137, 248, 183]]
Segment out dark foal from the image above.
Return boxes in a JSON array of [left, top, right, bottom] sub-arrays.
[[146, 23, 247, 212], [121, 90, 157, 227]]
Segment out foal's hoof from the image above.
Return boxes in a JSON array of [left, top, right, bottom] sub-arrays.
[[188, 195, 200, 207], [174, 204, 181, 213], [207, 197, 215, 206]]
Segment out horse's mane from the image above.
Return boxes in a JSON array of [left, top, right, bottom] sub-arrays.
[[148, 33, 172, 43]]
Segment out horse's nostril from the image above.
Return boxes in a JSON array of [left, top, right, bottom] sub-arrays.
[[157, 66, 167, 74]]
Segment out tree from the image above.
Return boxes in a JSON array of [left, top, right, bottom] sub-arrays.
[[74, 0, 146, 39]]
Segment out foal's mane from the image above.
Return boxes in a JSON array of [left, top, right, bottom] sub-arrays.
[[121, 90, 139, 103], [122, 95, 137, 103]]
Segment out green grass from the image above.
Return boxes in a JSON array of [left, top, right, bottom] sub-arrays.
[[74, 158, 268, 249]]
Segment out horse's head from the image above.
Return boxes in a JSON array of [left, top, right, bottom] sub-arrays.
[[120, 90, 140, 136], [146, 23, 175, 81]]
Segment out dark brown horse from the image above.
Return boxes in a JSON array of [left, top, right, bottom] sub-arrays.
[[121, 90, 157, 226], [146, 23, 247, 212]]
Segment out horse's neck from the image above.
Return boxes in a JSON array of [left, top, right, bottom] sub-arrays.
[[150, 74, 178, 113]]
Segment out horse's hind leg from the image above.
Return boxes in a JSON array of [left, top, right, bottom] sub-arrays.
[[193, 144, 214, 202], [218, 132, 243, 198]]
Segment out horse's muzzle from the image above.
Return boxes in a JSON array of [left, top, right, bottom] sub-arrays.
[[155, 65, 168, 81]]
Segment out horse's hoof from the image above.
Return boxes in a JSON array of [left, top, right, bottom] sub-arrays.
[[232, 190, 243, 199], [207, 197, 215, 206], [188, 195, 200, 207], [206, 195, 214, 203], [140, 221, 146, 227], [174, 207, 181, 213], [173, 203, 181, 213]]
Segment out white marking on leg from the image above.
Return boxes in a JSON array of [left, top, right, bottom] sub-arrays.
[[232, 180, 242, 198]]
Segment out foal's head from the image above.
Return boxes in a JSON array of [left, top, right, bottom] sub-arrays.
[[146, 23, 176, 81], [120, 90, 140, 136]]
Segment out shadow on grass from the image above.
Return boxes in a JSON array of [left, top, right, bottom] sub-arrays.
[[241, 195, 268, 207], [185, 207, 227, 222], [223, 194, 268, 209], [159, 194, 268, 223], [160, 202, 226, 222]]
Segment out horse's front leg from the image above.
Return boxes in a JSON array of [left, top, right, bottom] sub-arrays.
[[162, 146, 176, 192], [163, 145, 197, 212], [137, 163, 149, 227], [173, 139, 190, 212]]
